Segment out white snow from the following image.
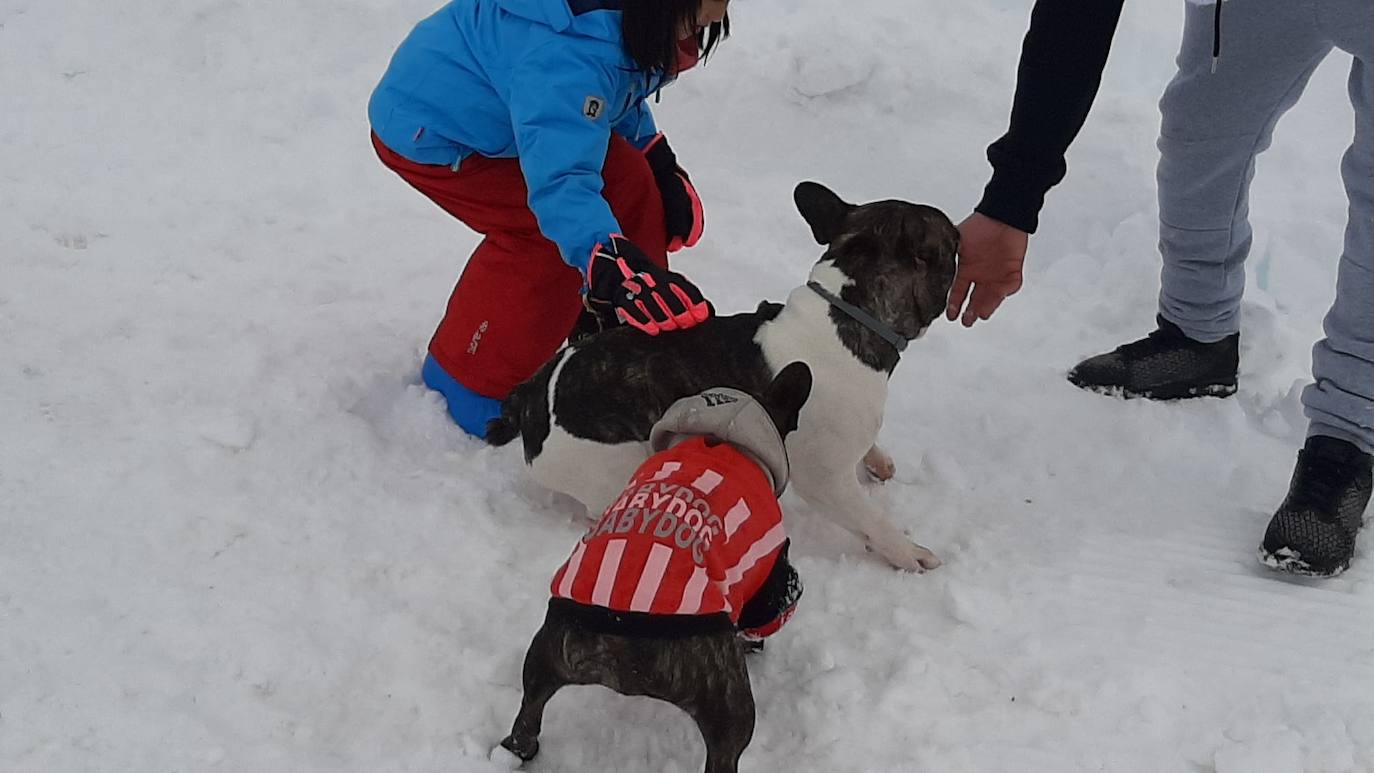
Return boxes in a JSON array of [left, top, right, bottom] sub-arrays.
[[4, 0, 1373, 771]]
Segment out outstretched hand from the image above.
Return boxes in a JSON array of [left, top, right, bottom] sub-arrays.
[[946, 212, 1028, 327]]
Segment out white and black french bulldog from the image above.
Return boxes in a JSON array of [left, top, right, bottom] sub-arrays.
[[487, 181, 958, 571]]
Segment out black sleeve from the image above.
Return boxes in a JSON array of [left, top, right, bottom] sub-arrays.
[[974, 0, 1126, 235], [736, 540, 803, 631]]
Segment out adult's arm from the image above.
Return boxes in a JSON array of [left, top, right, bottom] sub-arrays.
[[948, 0, 1126, 326], [975, 0, 1126, 235]]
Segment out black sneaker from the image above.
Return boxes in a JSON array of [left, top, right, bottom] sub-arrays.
[[1067, 316, 1239, 400], [1260, 436, 1373, 578]]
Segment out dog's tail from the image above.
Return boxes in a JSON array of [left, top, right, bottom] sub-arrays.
[[484, 392, 523, 446], [486, 348, 563, 451], [486, 369, 552, 446]]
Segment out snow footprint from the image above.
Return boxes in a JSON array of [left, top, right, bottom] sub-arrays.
[[786, 30, 876, 100]]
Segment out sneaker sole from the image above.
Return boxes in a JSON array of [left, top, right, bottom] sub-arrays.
[[1072, 380, 1238, 401], [1257, 545, 1348, 579]]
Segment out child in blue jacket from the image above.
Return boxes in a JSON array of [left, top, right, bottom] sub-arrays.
[[369, 0, 727, 437]]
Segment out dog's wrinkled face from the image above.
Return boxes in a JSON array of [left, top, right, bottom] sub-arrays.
[[795, 181, 959, 341], [833, 202, 959, 336]]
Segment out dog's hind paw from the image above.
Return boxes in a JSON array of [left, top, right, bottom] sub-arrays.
[[495, 736, 538, 765], [862, 445, 896, 482], [489, 744, 525, 769], [871, 539, 942, 573]]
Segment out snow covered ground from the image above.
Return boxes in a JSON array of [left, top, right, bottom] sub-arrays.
[[4, 0, 1374, 771]]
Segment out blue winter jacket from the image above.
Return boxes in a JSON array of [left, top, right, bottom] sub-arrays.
[[368, 0, 674, 273]]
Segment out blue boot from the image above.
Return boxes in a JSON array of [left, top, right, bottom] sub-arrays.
[[422, 354, 502, 439]]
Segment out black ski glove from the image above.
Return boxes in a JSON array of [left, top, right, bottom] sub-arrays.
[[585, 236, 711, 336], [643, 134, 704, 252]]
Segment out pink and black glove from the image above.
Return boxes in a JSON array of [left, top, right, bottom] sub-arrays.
[[585, 235, 711, 336], [643, 134, 704, 252]]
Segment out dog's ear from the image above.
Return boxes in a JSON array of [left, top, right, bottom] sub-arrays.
[[794, 182, 854, 245], [763, 361, 814, 438]]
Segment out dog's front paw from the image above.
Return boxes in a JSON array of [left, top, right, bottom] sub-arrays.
[[872, 539, 942, 573], [862, 445, 896, 482]]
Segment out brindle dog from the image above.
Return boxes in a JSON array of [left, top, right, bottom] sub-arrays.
[[498, 364, 814, 773]]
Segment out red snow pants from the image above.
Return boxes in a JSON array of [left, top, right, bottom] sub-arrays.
[[371, 132, 670, 400]]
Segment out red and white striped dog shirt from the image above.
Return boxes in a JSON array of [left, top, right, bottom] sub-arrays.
[[551, 435, 786, 624]]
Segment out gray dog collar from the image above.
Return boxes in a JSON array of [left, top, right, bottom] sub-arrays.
[[806, 280, 908, 357]]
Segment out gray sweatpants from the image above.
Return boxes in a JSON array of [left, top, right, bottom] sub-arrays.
[[1156, 0, 1374, 452]]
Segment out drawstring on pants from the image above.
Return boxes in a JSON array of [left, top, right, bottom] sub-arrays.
[[1211, 0, 1224, 73]]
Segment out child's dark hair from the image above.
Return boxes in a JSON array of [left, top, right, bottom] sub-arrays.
[[622, 1, 729, 75]]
